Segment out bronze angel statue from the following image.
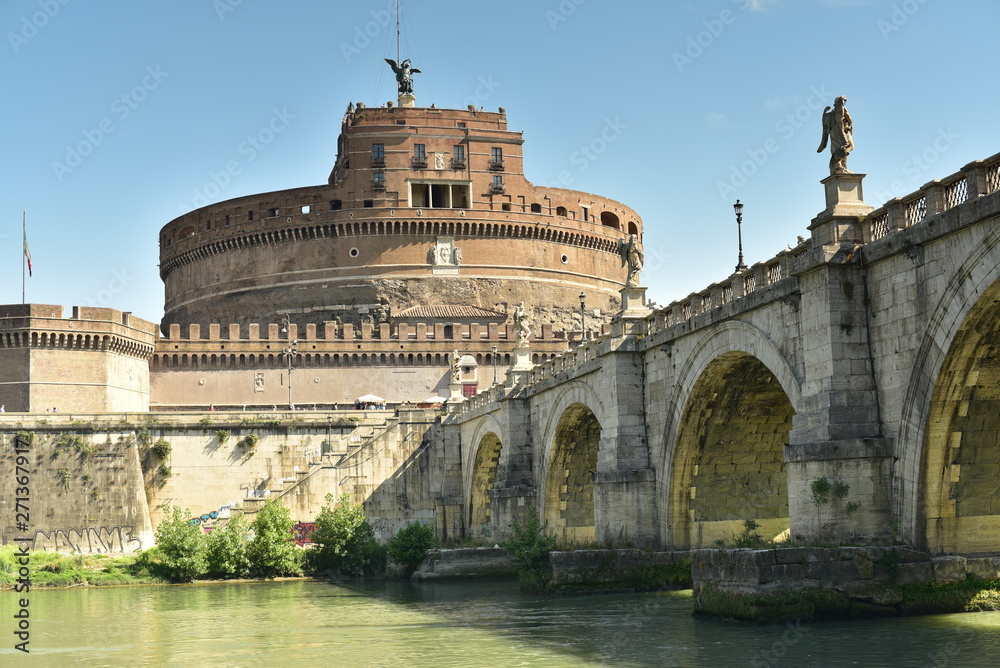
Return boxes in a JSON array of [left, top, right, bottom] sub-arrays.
[[385, 58, 421, 96], [817, 95, 854, 174]]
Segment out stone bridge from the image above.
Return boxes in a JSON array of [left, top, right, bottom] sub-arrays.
[[448, 154, 1000, 556]]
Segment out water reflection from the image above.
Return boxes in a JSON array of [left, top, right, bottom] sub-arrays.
[[1, 580, 1000, 667]]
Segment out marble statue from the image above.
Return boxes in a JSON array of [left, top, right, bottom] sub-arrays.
[[513, 302, 531, 344], [817, 95, 854, 174], [618, 234, 644, 287]]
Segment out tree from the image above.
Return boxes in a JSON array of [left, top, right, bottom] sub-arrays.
[[153, 505, 207, 582], [205, 513, 252, 578], [311, 493, 385, 575], [387, 521, 437, 574], [247, 499, 302, 578]]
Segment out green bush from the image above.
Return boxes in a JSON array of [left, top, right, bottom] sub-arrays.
[[152, 440, 172, 458], [137, 427, 152, 445], [387, 522, 437, 572], [153, 505, 207, 582], [239, 433, 259, 455], [247, 499, 302, 578], [500, 506, 557, 590], [205, 514, 252, 578], [216, 429, 230, 443], [310, 493, 385, 576]]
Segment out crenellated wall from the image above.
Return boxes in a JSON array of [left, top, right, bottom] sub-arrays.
[[0, 305, 157, 413]]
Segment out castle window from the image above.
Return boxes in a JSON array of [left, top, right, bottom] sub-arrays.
[[301, 205, 311, 214], [225, 215, 231, 225], [502, 202, 511, 211], [530, 202, 542, 213], [373, 172, 385, 185], [452, 145, 466, 169], [489, 147, 504, 171], [363, 200, 374, 208], [582, 206, 589, 222], [457, 122, 466, 128], [601, 211, 620, 230], [556, 206, 568, 217], [412, 144, 427, 168], [490, 176, 505, 194], [248, 211, 254, 221], [269, 208, 280, 217], [628, 221, 639, 235], [331, 200, 342, 210], [372, 143, 384, 165]]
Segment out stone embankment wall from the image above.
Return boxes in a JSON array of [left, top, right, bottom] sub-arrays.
[[548, 549, 692, 593], [693, 547, 1000, 623], [411, 547, 515, 581], [0, 409, 457, 553], [0, 426, 153, 553]]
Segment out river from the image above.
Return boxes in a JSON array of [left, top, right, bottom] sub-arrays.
[[2, 579, 1000, 666]]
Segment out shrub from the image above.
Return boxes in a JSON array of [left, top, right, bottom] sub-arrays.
[[152, 440, 172, 458], [153, 505, 207, 582], [205, 514, 252, 579], [215, 429, 230, 443], [239, 433, 259, 455], [137, 427, 152, 445], [157, 464, 172, 478], [387, 522, 437, 573], [500, 506, 557, 590], [311, 493, 385, 576], [247, 499, 302, 578], [732, 519, 766, 548]]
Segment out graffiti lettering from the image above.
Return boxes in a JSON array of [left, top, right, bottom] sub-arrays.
[[31, 526, 143, 553], [291, 522, 316, 546]]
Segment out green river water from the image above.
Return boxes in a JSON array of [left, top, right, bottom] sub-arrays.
[[2, 579, 1000, 666]]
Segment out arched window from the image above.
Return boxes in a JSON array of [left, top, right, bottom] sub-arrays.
[[530, 203, 542, 213], [556, 206, 568, 217], [601, 211, 620, 230]]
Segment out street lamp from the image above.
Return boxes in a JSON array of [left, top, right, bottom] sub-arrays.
[[734, 199, 748, 272], [579, 292, 586, 342], [492, 344, 498, 385], [281, 315, 298, 409]]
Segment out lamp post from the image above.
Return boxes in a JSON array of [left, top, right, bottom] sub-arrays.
[[281, 315, 298, 409], [492, 344, 498, 385], [579, 292, 587, 342], [734, 199, 748, 273]]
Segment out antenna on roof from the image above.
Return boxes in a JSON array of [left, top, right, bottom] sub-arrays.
[[396, 0, 401, 65]]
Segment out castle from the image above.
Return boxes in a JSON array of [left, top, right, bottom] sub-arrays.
[[0, 89, 643, 412]]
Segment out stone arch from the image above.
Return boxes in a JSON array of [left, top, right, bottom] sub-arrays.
[[895, 229, 1000, 551], [668, 351, 794, 548], [659, 321, 801, 547], [543, 402, 601, 544], [468, 430, 504, 539]]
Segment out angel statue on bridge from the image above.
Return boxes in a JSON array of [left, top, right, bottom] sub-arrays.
[[385, 58, 421, 96], [817, 95, 854, 174], [618, 234, 644, 287]]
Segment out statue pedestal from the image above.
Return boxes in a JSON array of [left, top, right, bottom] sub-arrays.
[[447, 382, 464, 403], [505, 343, 533, 387], [398, 93, 416, 108], [810, 173, 874, 246], [613, 286, 651, 337], [619, 286, 650, 318]]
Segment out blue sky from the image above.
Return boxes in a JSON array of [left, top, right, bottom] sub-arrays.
[[3, 0, 998, 326]]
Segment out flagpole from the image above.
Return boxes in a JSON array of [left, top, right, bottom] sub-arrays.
[[22, 211, 26, 304]]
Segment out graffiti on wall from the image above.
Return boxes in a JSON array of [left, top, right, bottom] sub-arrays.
[[189, 505, 234, 529], [291, 522, 317, 546], [370, 517, 395, 540], [31, 526, 144, 553]]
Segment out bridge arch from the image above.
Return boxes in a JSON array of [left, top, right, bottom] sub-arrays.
[[537, 381, 607, 544], [896, 228, 1000, 552], [660, 321, 800, 548], [463, 414, 506, 540]]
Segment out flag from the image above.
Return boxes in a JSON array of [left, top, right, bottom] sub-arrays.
[[23, 229, 32, 277]]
